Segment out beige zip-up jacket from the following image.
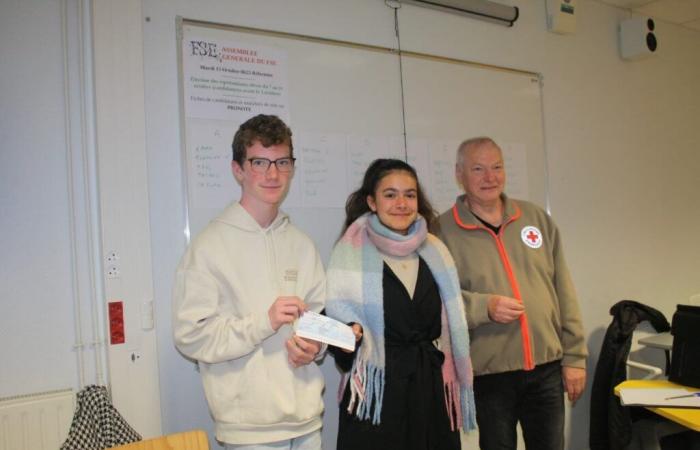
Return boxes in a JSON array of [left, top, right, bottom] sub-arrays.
[[436, 195, 587, 376]]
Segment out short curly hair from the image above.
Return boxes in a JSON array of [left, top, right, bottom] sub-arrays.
[[231, 114, 293, 165]]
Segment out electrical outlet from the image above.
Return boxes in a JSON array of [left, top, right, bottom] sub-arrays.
[[108, 301, 125, 344], [106, 266, 120, 278], [106, 252, 120, 279]]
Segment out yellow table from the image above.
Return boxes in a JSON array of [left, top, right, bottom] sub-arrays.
[[108, 429, 209, 450], [615, 379, 700, 432]]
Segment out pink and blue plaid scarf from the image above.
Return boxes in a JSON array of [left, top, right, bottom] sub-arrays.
[[326, 213, 476, 430]]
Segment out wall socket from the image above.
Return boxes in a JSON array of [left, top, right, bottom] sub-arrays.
[[106, 251, 120, 278], [106, 266, 120, 278]]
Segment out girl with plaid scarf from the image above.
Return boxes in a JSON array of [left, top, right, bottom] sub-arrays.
[[326, 159, 476, 450]]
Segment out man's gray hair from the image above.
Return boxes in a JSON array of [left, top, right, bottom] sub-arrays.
[[456, 137, 500, 164]]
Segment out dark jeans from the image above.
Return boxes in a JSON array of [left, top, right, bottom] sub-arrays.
[[474, 360, 565, 450]]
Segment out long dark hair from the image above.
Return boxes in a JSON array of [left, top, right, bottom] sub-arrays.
[[342, 158, 436, 234]]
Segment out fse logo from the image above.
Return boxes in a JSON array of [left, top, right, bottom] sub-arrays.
[[189, 40, 219, 60]]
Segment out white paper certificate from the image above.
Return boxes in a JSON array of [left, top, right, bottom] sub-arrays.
[[294, 311, 355, 352], [619, 388, 700, 408]]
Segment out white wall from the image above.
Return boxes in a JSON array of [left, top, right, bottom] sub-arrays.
[[0, 0, 160, 439], [91, 0, 163, 437], [0, 0, 105, 398], [3, 1, 700, 450]]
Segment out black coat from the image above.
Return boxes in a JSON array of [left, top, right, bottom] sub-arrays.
[[330, 258, 460, 450], [589, 300, 670, 450]]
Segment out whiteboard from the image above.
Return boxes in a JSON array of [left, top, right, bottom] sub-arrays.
[[177, 19, 546, 450], [179, 21, 547, 261], [180, 21, 405, 260], [401, 53, 547, 212]]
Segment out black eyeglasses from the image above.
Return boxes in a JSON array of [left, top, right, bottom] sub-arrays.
[[247, 157, 296, 173]]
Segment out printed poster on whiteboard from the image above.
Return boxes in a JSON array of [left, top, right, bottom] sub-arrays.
[[182, 34, 290, 122], [181, 30, 294, 235]]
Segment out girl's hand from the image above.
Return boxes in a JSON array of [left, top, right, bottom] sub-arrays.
[[341, 323, 363, 353]]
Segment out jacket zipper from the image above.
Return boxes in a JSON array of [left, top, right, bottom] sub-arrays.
[[451, 204, 535, 371]]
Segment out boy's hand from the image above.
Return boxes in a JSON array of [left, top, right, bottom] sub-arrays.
[[268, 296, 306, 331], [286, 334, 322, 367]]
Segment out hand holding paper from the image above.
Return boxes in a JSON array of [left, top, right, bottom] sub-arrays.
[[286, 334, 321, 368], [294, 311, 356, 352], [268, 296, 305, 331]]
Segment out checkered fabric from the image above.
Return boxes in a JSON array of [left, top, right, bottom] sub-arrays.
[[60, 385, 141, 450]]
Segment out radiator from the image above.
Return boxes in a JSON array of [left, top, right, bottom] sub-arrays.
[[0, 389, 74, 450]]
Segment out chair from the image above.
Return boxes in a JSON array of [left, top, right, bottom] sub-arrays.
[[626, 322, 666, 380], [589, 300, 671, 450], [108, 429, 209, 450], [626, 322, 686, 450]]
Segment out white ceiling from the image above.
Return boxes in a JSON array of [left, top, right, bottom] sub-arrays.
[[596, 0, 700, 31]]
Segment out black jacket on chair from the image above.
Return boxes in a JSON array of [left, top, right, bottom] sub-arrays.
[[589, 300, 670, 450]]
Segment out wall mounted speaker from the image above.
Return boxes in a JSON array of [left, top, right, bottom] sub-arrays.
[[619, 17, 658, 60]]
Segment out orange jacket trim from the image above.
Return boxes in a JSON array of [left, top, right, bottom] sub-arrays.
[[451, 203, 535, 370]]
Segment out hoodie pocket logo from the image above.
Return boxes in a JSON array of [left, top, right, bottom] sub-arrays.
[[284, 269, 298, 282], [281, 269, 298, 295]]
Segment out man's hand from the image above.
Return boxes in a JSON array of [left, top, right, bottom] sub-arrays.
[[340, 323, 363, 353], [487, 295, 525, 323], [268, 296, 306, 331], [286, 334, 322, 367], [562, 366, 586, 405]]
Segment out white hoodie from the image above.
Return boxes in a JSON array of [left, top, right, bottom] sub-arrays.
[[173, 202, 326, 445]]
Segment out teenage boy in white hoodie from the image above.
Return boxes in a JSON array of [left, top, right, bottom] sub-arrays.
[[173, 115, 326, 449]]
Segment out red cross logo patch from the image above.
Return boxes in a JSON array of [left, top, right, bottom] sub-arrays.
[[521, 226, 543, 249]]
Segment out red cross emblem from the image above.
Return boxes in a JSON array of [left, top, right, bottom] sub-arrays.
[[521, 226, 543, 249]]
